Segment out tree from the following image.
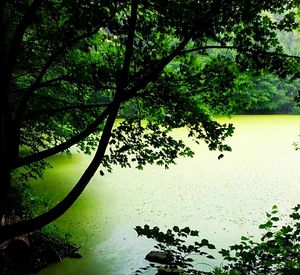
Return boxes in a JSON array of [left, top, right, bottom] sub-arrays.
[[1, 0, 299, 242], [199, 59, 300, 115]]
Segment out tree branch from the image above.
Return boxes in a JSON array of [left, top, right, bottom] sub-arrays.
[[126, 36, 192, 97], [124, 0, 227, 98], [0, 101, 119, 242], [37, 74, 73, 87], [117, 0, 139, 94], [13, 105, 112, 169], [13, 28, 100, 124]]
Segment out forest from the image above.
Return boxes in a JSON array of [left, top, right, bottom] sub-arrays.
[[0, 0, 300, 274]]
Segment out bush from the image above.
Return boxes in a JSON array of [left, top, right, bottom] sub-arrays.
[[135, 205, 300, 274], [220, 205, 300, 274], [134, 225, 216, 274]]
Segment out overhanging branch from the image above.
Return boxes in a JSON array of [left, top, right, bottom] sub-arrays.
[[13, 105, 112, 169], [13, 0, 140, 170]]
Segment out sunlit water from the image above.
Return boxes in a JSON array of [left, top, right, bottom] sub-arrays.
[[34, 115, 300, 275]]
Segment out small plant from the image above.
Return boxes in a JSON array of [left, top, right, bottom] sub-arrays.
[[134, 225, 216, 274], [220, 205, 300, 274]]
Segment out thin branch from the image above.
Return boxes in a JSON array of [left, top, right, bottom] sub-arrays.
[[32, 94, 75, 106], [55, 76, 116, 91], [37, 74, 72, 87], [13, 28, 100, 124], [12, 73, 115, 95], [117, 0, 139, 94], [10, 71, 37, 82], [125, 0, 228, 98]]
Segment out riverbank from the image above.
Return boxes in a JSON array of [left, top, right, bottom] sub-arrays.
[[0, 231, 81, 274]]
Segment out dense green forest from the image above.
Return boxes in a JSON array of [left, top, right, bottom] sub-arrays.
[[0, 0, 300, 274], [120, 34, 300, 117]]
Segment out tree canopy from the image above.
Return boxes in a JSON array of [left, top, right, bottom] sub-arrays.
[[0, 0, 299, 241]]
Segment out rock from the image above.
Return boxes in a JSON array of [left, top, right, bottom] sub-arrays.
[[145, 250, 172, 264]]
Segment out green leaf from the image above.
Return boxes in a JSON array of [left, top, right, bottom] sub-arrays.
[[190, 230, 199, 236], [201, 239, 209, 246], [207, 244, 216, 249], [173, 226, 179, 232], [181, 227, 190, 234]]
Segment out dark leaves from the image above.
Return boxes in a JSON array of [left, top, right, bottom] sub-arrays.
[[221, 205, 300, 273], [134, 225, 216, 273], [100, 119, 196, 173]]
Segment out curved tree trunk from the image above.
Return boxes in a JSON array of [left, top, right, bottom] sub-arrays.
[[0, 100, 121, 242]]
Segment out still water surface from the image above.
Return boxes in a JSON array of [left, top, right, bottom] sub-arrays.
[[36, 115, 300, 275]]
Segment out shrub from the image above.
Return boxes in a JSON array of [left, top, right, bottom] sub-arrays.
[[220, 205, 300, 274], [134, 225, 215, 274]]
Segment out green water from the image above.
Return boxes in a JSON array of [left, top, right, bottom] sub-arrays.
[[34, 115, 300, 275]]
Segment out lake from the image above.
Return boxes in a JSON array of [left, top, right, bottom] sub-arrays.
[[35, 115, 300, 275]]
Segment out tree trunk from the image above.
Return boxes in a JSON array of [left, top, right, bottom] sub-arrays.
[[0, 100, 121, 242], [0, 108, 12, 219]]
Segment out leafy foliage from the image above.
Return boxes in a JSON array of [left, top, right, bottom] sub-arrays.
[[99, 113, 234, 174], [2, 182, 50, 220], [220, 205, 300, 274], [135, 225, 216, 274], [187, 54, 300, 115], [101, 119, 195, 173]]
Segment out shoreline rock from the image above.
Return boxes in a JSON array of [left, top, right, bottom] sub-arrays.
[[145, 250, 172, 264]]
